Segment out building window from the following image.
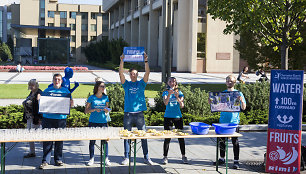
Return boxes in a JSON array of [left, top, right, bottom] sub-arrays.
[[102, 24, 108, 32], [70, 12, 76, 19], [81, 24, 88, 31], [60, 11, 67, 19], [0, 11, 2, 38], [70, 24, 76, 30], [91, 24, 97, 32], [81, 36, 88, 42], [40, 0, 45, 9], [173, 3, 178, 10], [71, 35, 76, 42], [48, 23, 54, 27], [135, 0, 139, 11], [102, 13, 108, 21], [7, 12, 12, 20], [144, 0, 150, 6], [81, 12, 88, 19], [60, 23, 66, 27], [91, 13, 97, 19], [81, 47, 85, 54], [48, 11, 55, 18], [198, 17, 206, 23], [90, 36, 97, 41], [71, 47, 76, 54]]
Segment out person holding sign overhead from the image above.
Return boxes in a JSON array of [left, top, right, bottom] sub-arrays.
[[212, 75, 246, 169], [39, 74, 73, 169], [119, 51, 154, 165]]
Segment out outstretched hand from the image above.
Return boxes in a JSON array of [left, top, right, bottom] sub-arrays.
[[74, 81, 79, 88], [120, 54, 124, 61], [144, 52, 148, 62]]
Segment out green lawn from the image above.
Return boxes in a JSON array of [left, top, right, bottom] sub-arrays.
[[0, 83, 226, 99]]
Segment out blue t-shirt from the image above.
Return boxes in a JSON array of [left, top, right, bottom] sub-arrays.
[[43, 86, 71, 120], [122, 79, 147, 112], [87, 95, 109, 123], [219, 89, 246, 124], [163, 90, 184, 118]]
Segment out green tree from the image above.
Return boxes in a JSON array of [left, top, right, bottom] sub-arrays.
[[235, 25, 306, 70], [207, 0, 306, 70], [0, 42, 13, 62]]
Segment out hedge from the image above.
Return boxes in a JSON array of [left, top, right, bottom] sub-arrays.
[[1, 82, 306, 129]]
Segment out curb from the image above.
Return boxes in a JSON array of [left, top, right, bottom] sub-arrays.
[[147, 124, 306, 132]]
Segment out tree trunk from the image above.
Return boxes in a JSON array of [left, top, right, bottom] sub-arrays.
[[280, 43, 288, 70]]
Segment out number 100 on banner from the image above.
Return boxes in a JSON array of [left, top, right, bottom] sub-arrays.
[[123, 47, 145, 62]]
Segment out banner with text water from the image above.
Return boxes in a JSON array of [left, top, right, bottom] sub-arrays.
[[266, 70, 304, 174]]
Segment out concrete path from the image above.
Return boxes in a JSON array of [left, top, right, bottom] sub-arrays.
[[0, 71, 271, 84], [2, 130, 295, 174]]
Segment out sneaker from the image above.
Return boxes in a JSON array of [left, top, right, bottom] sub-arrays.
[[182, 156, 188, 164], [162, 157, 168, 164], [39, 162, 48, 169], [233, 161, 240, 169], [213, 158, 225, 165], [87, 158, 94, 166], [144, 158, 154, 165], [121, 158, 129, 165], [24, 153, 36, 158], [55, 160, 64, 166], [105, 158, 112, 166]]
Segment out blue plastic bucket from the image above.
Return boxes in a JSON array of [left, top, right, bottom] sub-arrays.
[[189, 122, 210, 135], [212, 123, 238, 134]]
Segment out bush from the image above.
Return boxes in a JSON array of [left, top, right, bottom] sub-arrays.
[[153, 84, 213, 117], [85, 38, 129, 65], [109, 38, 129, 65], [66, 108, 89, 127], [0, 42, 13, 62], [106, 83, 125, 112], [235, 82, 270, 112]]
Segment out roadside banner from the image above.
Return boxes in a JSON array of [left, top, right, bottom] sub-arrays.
[[123, 47, 145, 62], [266, 70, 304, 173]]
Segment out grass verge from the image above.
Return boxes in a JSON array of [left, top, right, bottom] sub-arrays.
[[0, 83, 226, 99]]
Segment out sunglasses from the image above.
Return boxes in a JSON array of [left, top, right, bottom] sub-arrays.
[[99, 85, 106, 88]]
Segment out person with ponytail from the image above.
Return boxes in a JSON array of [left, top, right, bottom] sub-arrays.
[[85, 81, 111, 166], [162, 77, 188, 164]]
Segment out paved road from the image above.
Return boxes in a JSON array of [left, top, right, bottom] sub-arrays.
[[0, 71, 269, 84]]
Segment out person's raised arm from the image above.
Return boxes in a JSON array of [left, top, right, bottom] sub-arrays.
[[175, 92, 184, 108], [143, 52, 150, 83], [119, 54, 126, 84], [163, 90, 174, 106]]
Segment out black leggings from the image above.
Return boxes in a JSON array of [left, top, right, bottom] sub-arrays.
[[163, 117, 185, 156], [219, 128, 239, 160]]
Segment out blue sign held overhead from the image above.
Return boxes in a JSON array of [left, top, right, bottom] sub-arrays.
[[268, 70, 304, 131], [123, 47, 145, 62]]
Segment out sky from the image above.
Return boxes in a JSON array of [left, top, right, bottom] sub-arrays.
[[0, 0, 102, 6]]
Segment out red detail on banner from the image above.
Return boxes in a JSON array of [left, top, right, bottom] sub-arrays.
[[266, 128, 301, 173]]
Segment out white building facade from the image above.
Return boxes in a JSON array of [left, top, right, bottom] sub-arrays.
[[103, 0, 242, 73]]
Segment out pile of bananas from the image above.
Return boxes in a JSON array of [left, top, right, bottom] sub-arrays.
[[162, 130, 173, 134], [153, 131, 164, 136], [177, 132, 189, 136], [119, 129, 134, 137], [172, 129, 179, 133], [133, 130, 147, 137], [146, 129, 158, 133]]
